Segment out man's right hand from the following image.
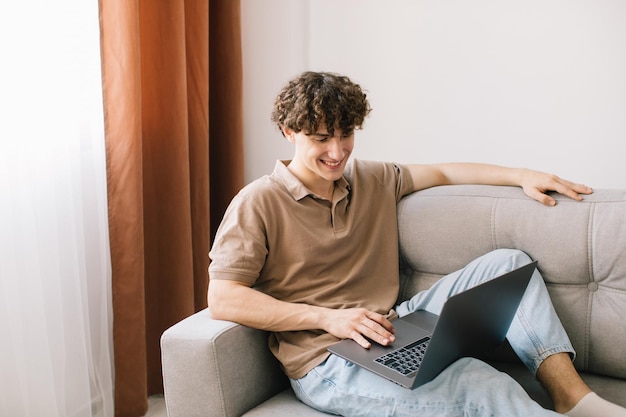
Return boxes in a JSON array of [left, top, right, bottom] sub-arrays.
[[322, 308, 396, 349]]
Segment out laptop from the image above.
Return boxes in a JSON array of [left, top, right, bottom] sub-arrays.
[[328, 261, 537, 389]]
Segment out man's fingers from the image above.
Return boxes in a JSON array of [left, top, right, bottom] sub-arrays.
[[358, 316, 395, 346], [364, 311, 396, 332], [521, 171, 593, 206], [351, 331, 371, 349], [524, 187, 556, 206]]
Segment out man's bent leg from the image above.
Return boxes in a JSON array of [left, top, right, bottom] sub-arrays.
[[395, 248, 575, 373], [394, 249, 626, 416], [291, 355, 559, 417]]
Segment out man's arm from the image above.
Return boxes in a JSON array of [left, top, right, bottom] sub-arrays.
[[208, 279, 396, 348], [407, 163, 593, 206]]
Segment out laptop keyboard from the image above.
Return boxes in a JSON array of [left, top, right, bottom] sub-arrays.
[[374, 337, 431, 377]]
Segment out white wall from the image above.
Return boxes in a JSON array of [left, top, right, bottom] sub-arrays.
[[242, 0, 626, 188]]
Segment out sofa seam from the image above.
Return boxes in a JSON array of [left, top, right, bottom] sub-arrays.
[[583, 202, 596, 370], [490, 197, 499, 250]]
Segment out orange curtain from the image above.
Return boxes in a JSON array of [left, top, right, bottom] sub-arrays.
[[99, 1, 243, 416]]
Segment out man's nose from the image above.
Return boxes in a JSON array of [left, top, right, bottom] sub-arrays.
[[327, 137, 343, 159]]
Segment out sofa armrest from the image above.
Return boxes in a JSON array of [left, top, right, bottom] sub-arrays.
[[161, 308, 289, 417]]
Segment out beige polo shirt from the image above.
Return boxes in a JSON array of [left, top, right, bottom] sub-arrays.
[[209, 159, 414, 379]]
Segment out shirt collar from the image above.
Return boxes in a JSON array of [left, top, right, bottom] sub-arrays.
[[273, 160, 350, 202]]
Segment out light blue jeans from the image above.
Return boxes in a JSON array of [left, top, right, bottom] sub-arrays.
[[290, 249, 574, 416]]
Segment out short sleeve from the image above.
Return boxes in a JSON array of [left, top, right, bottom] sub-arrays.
[[208, 191, 268, 285]]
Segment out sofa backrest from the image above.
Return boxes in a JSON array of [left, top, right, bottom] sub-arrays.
[[397, 185, 626, 380]]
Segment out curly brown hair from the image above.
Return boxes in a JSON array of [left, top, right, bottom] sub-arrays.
[[271, 71, 371, 136]]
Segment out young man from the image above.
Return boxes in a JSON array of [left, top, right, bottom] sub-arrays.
[[208, 72, 625, 416]]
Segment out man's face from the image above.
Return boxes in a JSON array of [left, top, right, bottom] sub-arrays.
[[287, 125, 355, 188]]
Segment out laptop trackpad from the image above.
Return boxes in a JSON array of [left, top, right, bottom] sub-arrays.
[[399, 309, 439, 333]]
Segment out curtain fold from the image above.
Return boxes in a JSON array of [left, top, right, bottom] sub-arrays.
[[100, 1, 243, 415], [209, 0, 245, 239]]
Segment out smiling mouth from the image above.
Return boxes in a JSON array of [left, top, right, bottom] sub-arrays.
[[321, 159, 342, 167]]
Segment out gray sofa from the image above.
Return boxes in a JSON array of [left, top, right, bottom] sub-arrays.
[[161, 185, 626, 416]]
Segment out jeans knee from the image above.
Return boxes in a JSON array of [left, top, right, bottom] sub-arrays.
[[454, 357, 497, 375], [439, 357, 509, 391], [489, 248, 532, 267], [453, 357, 521, 388]]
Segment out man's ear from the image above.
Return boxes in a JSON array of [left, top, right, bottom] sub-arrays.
[[282, 126, 295, 142]]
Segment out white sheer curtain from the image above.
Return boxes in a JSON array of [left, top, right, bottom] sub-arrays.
[[0, 1, 114, 416]]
